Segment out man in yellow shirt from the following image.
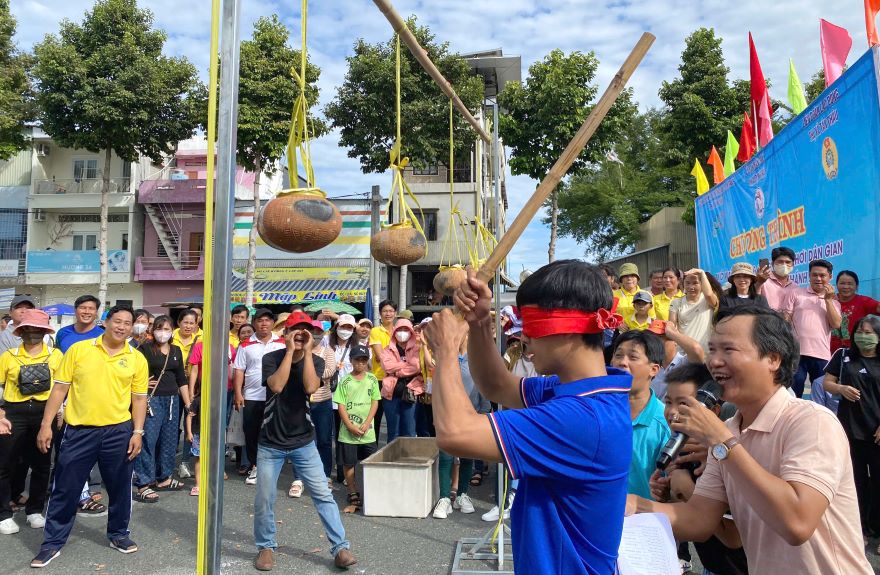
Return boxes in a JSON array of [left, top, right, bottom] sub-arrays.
[[229, 304, 250, 348], [614, 263, 654, 321], [31, 306, 149, 568]]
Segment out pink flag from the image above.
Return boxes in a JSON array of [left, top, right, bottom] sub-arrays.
[[757, 92, 774, 147], [820, 19, 853, 86]]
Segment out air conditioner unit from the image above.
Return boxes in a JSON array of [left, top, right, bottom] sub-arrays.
[[36, 144, 50, 157], [33, 209, 46, 222]]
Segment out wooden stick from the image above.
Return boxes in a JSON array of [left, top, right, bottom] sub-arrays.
[[476, 32, 655, 283], [372, 0, 492, 144]]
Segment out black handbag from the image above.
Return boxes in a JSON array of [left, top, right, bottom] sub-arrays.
[[18, 362, 51, 396]]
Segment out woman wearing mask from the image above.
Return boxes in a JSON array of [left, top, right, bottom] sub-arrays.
[[131, 309, 153, 348], [831, 270, 880, 353], [328, 315, 357, 484], [310, 321, 339, 489], [823, 315, 880, 540], [380, 318, 424, 444], [133, 316, 188, 502], [669, 268, 719, 353]]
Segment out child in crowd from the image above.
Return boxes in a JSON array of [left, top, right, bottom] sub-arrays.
[[332, 345, 380, 513], [185, 394, 201, 497], [622, 291, 655, 332]]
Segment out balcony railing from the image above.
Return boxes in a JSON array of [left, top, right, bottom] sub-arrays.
[[138, 251, 203, 271], [34, 178, 132, 195], [135, 252, 204, 281]]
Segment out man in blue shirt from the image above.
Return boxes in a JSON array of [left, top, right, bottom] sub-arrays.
[[423, 260, 633, 575], [611, 330, 671, 499], [55, 295, 104, 353]]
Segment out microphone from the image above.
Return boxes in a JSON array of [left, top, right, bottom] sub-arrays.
[[655, 379, 723, 470]]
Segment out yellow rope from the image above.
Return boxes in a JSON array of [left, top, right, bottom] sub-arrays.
[[287, 0, 316, 189]]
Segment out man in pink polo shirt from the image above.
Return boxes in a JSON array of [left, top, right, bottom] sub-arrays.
[[627, 306, 872, 574], [781, 259, 842, 398], [756, 246, 800, 311]]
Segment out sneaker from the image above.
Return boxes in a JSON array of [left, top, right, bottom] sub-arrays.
[[30, 548, 61, 568], [432, 497, 453, 519], [454, 493, 475, 514], [177, 462, 192, 479], [288, 479, 303, 497], [26, 514, 45, 529], [0, 517, 20, 534], [245, 467, 258, 486], [679, 558, 692, 574], [481, 493, 514, 522], [110, 536, 139, 554]]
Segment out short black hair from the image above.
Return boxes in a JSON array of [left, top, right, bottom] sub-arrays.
[[238, 323, 255, 336], [598, 263, 615, 280], [231, 305, 249, 317], [517, 260, 613, 351], [664, 363, 714, 388], [133, 308, 152, 322], [714, 307, 799, 388], [189, 304, 204, 312], [289, 304, 304, 312], [650, 269, 665, 278], [836, 270, 859, 286], [809, 259, 833, 274], [105, 305, 134, 322], [849, 315, 880, 362], [612, 330, 665, 366], [379, 299, 398, 312], [74, 295, 100, 309], [771, 247, 796, 263]]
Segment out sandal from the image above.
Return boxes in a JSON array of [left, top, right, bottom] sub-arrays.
[[288, 480, 303, 498], [90, 492, 103, 503], [190, 486, 199, 497], [78, 498, 107, 515], [470, 472, 482, 486], [343, 492, 361, 514], [154, 478, 185, 492], [133, 487, 159, 503]]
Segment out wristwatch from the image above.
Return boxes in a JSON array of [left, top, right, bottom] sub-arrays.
[[133, 429, 146, 436], [711, 437, 740, 461]]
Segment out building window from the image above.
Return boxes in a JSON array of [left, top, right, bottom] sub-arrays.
[[414, 210, 438, 241], [58, 214, 129, 223], [72, 234, 97, 251], [412, 163, 439, 176], [73, 159, 98, 180], [0, 209, 26, 261], [122, 233, 128, 251]]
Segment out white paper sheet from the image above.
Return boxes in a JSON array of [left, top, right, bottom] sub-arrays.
[[617, 513, 680, 575]]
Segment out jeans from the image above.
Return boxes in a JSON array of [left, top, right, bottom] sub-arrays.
[[243, 400, 265, 469], [310, 400, 334, 478], [254, 441, 350, 556], [793, 354, 827, 398], [439, 451, 472, 499], [0, 400, 52, 521], [134, 395, 180, 486], [382, 397, 416, 444]]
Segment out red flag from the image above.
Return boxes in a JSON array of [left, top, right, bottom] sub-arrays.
[[868, 0, 880, 46], [738, 113, 756, 162], [749, 33, 773, 147], [707, 146, 725, 184], [821, 19, 852, 86], [757, 92, 774, 147]]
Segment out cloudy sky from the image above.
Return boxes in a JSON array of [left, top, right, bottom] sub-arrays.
[[9, 0, 869, 272]]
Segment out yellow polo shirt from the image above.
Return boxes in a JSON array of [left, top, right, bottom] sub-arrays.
[[368, 325, 392, 379], [54, 336, 149, 427], [0, 344, 63, 403], [623, 313, 652, 332], [613, 287, 656, 322], [229, 332, 240, 348], [652, 290, 684, 321]]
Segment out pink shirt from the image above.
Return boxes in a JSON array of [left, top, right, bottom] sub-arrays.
[[694, 387, 872, 575], [782, 288, 841, 361], [759, 274, 800, 311]]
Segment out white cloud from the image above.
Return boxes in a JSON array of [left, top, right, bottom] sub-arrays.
[[11, 0, 869, 272]]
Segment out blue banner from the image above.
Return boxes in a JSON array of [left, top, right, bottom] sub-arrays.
[[27, 250, 129, 273], [695, 48, 880, 298]]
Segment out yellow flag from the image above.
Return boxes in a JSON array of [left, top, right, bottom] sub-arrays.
[[691, 159, 710, 196]]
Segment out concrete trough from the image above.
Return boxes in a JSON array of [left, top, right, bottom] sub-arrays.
[[361, 437, 439, 518]]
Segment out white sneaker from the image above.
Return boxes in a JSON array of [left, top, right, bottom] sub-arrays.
[[432, 497, 453, 519], [289, 479, 303, 497], [679, 558, 692, 574], [178, 462, 192, 479], [453, 493, 475, 514], [245, 467, 258, 485], [0, 517, 19, 534], [481, 493, 514, 522], [26, 514, 45, 529]]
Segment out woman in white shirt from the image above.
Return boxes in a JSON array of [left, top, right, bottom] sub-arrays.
[[669, 268, 719, 353]]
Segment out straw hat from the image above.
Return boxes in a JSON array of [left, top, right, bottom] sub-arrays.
[[729, 262, 756, 278]]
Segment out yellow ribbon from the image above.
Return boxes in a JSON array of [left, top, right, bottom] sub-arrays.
[[287, 0, 317, 191]]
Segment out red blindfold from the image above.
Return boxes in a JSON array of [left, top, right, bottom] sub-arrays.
[[520, 301, 622, 339]]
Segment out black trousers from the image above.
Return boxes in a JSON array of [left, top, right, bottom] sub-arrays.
[[850, 438, 880, 535], [0, 400, 52, 521], [242, 400, 265, 469]]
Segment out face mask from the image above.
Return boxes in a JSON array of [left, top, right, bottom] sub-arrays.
[[154, 331, 172, 344], [21, 332, 43, 345], [854, 332, 879, 351], [321, 321, 332, 332], [132, 324, 148, 336], [337, 328, 354, 341], [773, 263, 793, 277], [395, 331, 411, 343]]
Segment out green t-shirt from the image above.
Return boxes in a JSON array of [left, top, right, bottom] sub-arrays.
[[333, 372, 381, 445]]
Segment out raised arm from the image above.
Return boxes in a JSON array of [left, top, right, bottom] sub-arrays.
[[664, 322, 705, 363]]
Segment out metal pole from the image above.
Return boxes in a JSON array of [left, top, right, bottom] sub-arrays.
[[198, 0, 241, 572], [370, 185, 381, 319], [492, 101, 506, 569]]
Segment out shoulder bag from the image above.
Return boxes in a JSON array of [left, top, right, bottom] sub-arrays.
[[15, 355, 51, 396]]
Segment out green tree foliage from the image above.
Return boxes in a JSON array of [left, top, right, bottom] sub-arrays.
[[805, 69, 828, 103], [325, 17, 484, 174], [33, 0, 203, 306], [0, 0, 34, 160], [498, 49, 637, 261]]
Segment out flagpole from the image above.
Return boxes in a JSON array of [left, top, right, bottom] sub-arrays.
[[752, 100, 761, 152]]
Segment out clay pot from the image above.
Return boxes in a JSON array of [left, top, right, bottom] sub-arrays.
[[433, 265, 467, 296], [257, 189, 342, 253], [370, 222, 426, 266]]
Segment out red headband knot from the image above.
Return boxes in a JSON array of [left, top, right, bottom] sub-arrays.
[[520, 302, 623, 339]]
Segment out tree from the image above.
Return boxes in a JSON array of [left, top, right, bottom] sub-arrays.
[[498, 49, 637, 262], [34, 0, 202, 308], [325, 17, 484, 174], [0, 0, 34, 160], [804, 69, 828, 103], [236, 14, 327, 307]]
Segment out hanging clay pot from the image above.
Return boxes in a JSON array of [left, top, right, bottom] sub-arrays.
[[257, 189, 342, 253], [370, 221, 426, 266], [433, 265, 468, 296]]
